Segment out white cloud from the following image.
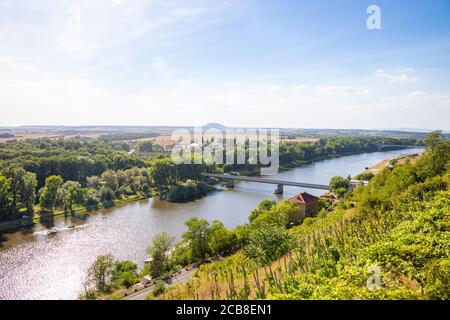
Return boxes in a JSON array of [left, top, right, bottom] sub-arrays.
[[408, 90, 427, 96], [1, 59, 449, 129], [0, 2, 448, 130], [292, 84, 373, 97], [375, 69, 418, 84]]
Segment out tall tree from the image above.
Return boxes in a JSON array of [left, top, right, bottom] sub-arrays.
[[182, 217, 211, 261], [208, 220, 236, 255], [84, 254, 115, 293], [5, 166, 25, 208], [39, 175, 63, 212], [147, 232, 175, 278], [150, 159, 177, 189], [20, 172, 37, 214], [417, 131, 450, 179], [101, 170, 118, 192], [0, 176, 12, 220], [61, 181, 86, 212]]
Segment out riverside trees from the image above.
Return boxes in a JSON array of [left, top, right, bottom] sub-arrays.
[[0, 135, 425, 223]]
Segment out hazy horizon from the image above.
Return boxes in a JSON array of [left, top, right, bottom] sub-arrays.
[[0, 122, 450, 134]]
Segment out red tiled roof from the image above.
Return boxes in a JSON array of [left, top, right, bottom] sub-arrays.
[[289, 192, 318, 205]]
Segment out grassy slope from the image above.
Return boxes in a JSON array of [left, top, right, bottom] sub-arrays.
[[154, 160, 450, 300]]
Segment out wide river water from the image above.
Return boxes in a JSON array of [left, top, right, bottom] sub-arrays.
[[0, 148, 424, 299]]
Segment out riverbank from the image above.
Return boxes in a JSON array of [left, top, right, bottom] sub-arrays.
[[365, 152, 422, 176], [0, 147, 421, 233], [0, 147, 427, 300], [0, 194, 149, 233]]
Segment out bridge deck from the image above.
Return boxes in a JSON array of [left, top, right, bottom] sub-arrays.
[[204, 173, 330, 190], [376, 144, 420, 149]]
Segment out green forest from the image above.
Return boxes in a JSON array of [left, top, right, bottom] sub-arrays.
[[0, 135, 420, 223]]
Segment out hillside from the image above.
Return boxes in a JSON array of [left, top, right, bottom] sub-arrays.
[[150, 132, 450, 300]]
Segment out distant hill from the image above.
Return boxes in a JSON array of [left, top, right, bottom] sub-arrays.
[[202, 123, 228, 130]]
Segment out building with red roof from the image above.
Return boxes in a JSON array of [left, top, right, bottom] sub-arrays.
[[289, 192, 320, 220]]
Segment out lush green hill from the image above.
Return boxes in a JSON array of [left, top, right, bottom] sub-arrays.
[[152, 132, 449, 300]]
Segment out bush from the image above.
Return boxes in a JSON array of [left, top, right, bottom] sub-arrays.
[[111, 260, 138, 289], [329, 176, 349, 192], [167, 180, 208, 202], [354, 171, 375, 181], [243, 223, 294, 265], [152, 281, 166, 297], [249, 199, 276, 222]]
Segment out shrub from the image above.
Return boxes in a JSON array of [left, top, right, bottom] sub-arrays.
[[152, 281, 166, 297]]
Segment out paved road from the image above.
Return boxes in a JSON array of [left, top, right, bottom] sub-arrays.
[[204, 173, 330, 190], [124, 267, 198, 300]]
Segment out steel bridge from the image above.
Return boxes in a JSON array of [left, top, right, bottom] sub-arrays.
[[204, 173, 330, 194], [375, 144, 419, 151]]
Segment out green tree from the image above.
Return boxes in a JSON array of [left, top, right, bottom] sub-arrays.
[[249, 199, 276, 222], [61, 181, 87, 212], [150, 158, 177, 190], [329, 176, 349, 193], [208, 220, 237, 255], [99, 186, 115, 203], [0, 176, 12, 220], [354, 171, 375, 181], [4, 166, 25, 208], [39, 175, 63, 212], [251, 200, 296, 227], [182, 217, 211, 261], [147, 232, 175, 279], [101, 170, 119, 192], [111, 260, 138, 288], [20, 172, 37, 214], [417, 131, 450, 179], [84, 254, 115, 293], [86, 176, 101, 190], [243, 223, 294, 265]]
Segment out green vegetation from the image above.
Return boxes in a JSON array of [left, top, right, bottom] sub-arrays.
[[144, 131, 449, 300], [329, 175, 350, 197], [0, 135, 421, 223], [152, 281, 166, 297], [354, 171, 375, 181], [39, 175, 64, 212], [81, 254, 138, 299], [147, 232, 175, 279], [277, 136, 419, 168]]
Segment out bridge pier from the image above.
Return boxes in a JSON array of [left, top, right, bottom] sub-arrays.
[[274, 184, 284, 194], [225, 180, 234, 188]]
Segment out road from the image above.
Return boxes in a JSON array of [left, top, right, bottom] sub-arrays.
[[204, 173, 330, 190], [124, 267, 198, 300]]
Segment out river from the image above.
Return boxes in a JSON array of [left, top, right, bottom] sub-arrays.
[[0, 148, 423, 300]]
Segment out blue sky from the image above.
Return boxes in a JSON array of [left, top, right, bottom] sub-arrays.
[[0, 0, 449, 129]]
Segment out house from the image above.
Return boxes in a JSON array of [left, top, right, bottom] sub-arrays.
[[289, 192, 320, 220]]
